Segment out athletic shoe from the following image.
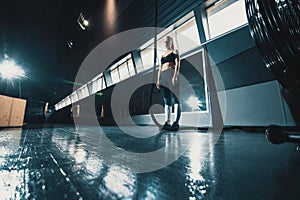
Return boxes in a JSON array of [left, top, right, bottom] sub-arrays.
[[162, 122, 171, 130], [170, 122, 179, 131]]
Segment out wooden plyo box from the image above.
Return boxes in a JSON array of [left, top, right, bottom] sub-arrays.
[[0, 95, 12, 127], [0, 95, 27, 127]]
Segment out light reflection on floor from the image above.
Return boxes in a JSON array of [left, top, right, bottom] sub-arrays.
[[0, 124, 299, 199]]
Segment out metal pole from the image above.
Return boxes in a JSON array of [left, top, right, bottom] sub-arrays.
[[19, 79, 21, 98]]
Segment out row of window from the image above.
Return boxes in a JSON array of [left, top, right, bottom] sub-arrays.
[[55, 74, 106, 110], [55, 0, 248, 111], [109, 54, 136, 85]]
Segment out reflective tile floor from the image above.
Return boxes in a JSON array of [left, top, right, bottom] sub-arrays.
[[0, 124, 300, 200]]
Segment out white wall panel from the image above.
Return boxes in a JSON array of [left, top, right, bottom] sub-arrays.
[[217, 81, 295, 126]]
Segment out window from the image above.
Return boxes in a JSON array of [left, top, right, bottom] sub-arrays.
[[92, 77, 103, 93], [61, 100, 66, 108], [135, 55, 144, 74], [78, 84, 89, 100], [70, 92, 79, 103], [141, 46, 155, 70], [205, 0, 248, 39], [65, 96, 71, 106], [118, 62, 130, 80], [88, 73, 106, 94], [58, 103, 62, 110], [139, 11, 200, 68], [110, 67, 120, 84], [127, 59, 135, 76], [175, 18, 201, 53], [109, 54, 134, 84], [101, 77, 106, 89], [87, 81, 93, 94], [55, 74, 106, 110]]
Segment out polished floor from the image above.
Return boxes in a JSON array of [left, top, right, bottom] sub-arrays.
[[0, 124, 299, 200]]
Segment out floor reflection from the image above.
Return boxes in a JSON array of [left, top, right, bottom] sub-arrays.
[[0, 125, 299, 199]]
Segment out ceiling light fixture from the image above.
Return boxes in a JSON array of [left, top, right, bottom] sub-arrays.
[[0, 59, 25, 80], [77, 12, 89, 30]]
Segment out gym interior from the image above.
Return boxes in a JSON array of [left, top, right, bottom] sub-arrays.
[[0, 0, 299, 199]]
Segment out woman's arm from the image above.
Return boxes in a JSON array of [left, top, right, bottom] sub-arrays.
[[172, 50, 180, 85], [156, 64, 162, 89]]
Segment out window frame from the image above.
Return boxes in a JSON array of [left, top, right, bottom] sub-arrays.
[[139, 11, 202, 72], [203, 0, 248, 40], [109, 53, 135, 84]]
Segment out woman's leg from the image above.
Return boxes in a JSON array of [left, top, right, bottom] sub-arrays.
[[160, 69, 173, 129], [164, 104, 171, 123], [174, 103, 181, 123], [160, 84, 172, 129], [170, 76, 180, 130]]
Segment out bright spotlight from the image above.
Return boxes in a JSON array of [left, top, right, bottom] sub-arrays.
[[187, 95, 201, 111], [0, 59, 25, 80], [83, 19, 89, 27]]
